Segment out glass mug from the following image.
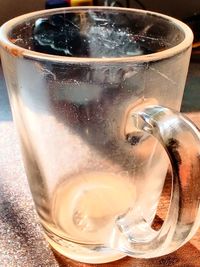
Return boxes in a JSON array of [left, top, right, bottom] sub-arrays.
[[1, 6, 200, 264]]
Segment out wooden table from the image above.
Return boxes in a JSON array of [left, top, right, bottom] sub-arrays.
[[1, 65, 200, 266]]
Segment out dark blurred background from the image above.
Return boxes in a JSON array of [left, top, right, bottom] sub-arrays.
[[0, 0, 200, 25]]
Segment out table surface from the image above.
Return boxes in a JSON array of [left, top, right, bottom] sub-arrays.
[[1, 63, 200, 267]]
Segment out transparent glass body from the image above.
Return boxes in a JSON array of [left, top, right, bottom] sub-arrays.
[[0, 7, 200, 264]]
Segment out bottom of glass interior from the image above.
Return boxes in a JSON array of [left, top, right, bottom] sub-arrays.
[[44, 228, 125, 264]]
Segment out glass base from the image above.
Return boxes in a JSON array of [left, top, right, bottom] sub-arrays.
[[44, 229, 125, 264]]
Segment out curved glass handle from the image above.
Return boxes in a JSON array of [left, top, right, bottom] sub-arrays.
[[112, 104, 200, 258]]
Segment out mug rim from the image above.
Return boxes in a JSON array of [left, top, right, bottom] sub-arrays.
[[0, 6, 194, 63]]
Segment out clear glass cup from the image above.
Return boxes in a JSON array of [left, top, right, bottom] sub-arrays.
[[0, 6, 200, 264]]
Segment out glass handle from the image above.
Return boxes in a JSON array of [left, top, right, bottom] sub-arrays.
[[111, 103, 200, 258]]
